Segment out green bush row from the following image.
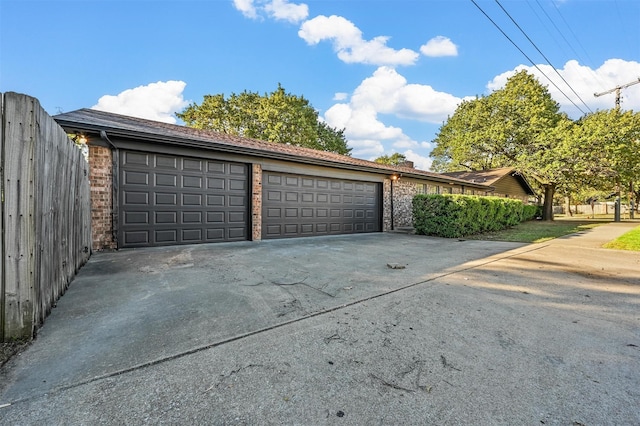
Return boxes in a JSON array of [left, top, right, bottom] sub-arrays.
[[412, 194, 539, 238]]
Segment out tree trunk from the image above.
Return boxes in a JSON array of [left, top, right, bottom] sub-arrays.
[[542, 184, 555, 221]]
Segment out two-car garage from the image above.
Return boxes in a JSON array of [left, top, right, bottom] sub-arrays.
[[118, 150, 382, 248]]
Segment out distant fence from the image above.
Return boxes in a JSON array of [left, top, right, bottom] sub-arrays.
[[555, 203, 633, 216], [1, 92, 91, 342]]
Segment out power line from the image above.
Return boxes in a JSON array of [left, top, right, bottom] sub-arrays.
[[469, 0, 587, 115], [526, 1, 571, 61], [547, 0, 610, 93], [495, 0, 593, 113]]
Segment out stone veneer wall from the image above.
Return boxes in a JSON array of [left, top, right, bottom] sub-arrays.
[[251, 163, 262, 240], [383, 178, 421, 231], [88, 145, 116, 250]]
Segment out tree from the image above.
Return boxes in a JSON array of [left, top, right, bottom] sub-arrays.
[[374, 153, 407, 166], [429, 70, 570, 220], [564, 108, 640, 216], [176, 84, 351, 155]]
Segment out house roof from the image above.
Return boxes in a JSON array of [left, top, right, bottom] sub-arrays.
[[442, 167, 536, 195], [54, 108, 491, 190]]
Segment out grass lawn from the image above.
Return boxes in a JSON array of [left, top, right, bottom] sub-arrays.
[[464, 220, 603, 243], [603, 225, 640, 251]]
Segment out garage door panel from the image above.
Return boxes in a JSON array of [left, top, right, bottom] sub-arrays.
[[183, 159, 202, 171], [262, 171, 381, 239], [228, 227, 246, 239], [182, 211, 202, 224], [182, 175, 202, 188], [207, 195, 224, 206], [119, 150, 249, 248], [155, 173, 177, 187], [182, 194, 202, 206], [207, 228, 225, 240], [124, 152, 149, 166], [155, 155, 177, 169], [228, 211, 246, 223], [182, 229, 202, 241], [124, 211, 148, 225], [124, 191, 149, 205], [229, 179, 246, 191], [125, 230, 150, 245], [229, 164, 246, 175], [124, 170, 148, 185], [156, 212, 177, 224], [155, 230, 177, 243]]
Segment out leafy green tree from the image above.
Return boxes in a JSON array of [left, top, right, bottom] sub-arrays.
[[177, 84, 351, 155], [564, 108, 640, 215], [374, 152, 407, 166], [429, 70, 570, 219]]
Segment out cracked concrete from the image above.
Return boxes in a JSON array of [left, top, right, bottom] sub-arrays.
[[1, 223, 639, 424]]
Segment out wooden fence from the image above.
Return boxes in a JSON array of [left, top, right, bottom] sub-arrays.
[[1, 92, 91, 342]]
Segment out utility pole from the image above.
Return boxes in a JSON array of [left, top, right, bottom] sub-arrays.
[[594, 77, 640, 108], [594, 77, 640, 222]]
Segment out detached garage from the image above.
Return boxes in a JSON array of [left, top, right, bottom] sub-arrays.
[[54, 108, 491, 250]]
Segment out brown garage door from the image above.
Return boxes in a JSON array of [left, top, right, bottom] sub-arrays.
[[262, 171, 381, 239], [119, 150, 249, 247]]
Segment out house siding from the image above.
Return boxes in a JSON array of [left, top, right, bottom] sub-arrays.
[[492, 177, 529, 202]]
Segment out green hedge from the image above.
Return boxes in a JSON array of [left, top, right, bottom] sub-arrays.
[[412, 194, 538, 238]]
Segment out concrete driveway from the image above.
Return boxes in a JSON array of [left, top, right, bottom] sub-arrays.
[[1, 223, 639, 425]]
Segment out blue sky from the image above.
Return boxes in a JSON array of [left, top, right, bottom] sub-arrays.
[[1, 0, 639, 169]]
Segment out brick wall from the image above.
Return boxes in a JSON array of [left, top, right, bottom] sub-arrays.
[[88, 145, 116, 250], [251, 163, 262, 240]]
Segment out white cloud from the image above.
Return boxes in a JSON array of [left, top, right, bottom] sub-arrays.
[[487, 59, 640, 118], [348, 139, 385, 159], [403, 149, 432, 170], [92, 81, 189, 124], [323, 67, 469, 165], [298, 15, 419, 66], [350, 66, 467, 123], [420, 36, 458, 57], [265, 0, 308, 22], [333, 92, 348, 101], [233, 0, 308, 23], [392, 138, 418, 149], [232, 0, 258, 19]]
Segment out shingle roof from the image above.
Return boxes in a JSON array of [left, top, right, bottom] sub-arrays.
[[442, 167, 536, 195], [441, 167, 516, 185], [54, 108, 490, 189]]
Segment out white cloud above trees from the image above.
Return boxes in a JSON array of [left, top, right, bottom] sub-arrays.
[[298, 15, 419, 66], [92, 80, 189, 124], [323, 67, 467, 161], [487, 59, 640, 118], [420, 36, 458, 57]]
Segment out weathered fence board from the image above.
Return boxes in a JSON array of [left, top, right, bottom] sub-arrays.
[[1, 92, 91, 341], [2, 93, 37, 340]]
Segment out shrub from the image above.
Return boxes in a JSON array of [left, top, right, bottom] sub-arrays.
[[413, 194, 537, 238]]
